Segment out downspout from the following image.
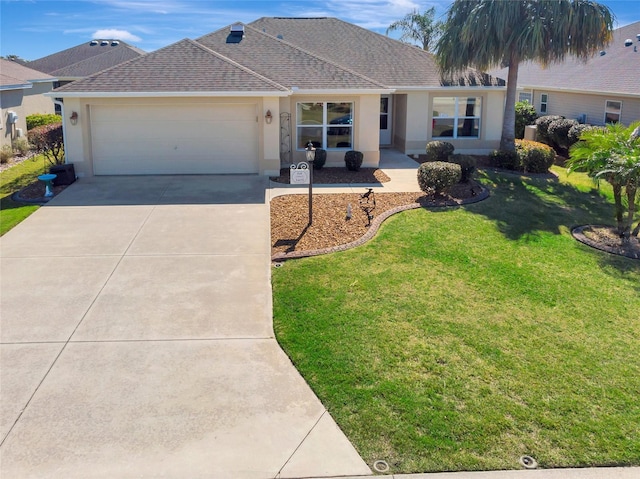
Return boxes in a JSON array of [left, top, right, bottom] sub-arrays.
[[52, 99, 69, 164]]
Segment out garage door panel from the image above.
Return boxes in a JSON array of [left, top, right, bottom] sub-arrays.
[[91, 104, 259, 175]]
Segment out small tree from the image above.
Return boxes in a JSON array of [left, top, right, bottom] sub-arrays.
[[515, 101, 537, 139], [386, 7, 443, 51], [27, 122, 65, 166], [568, 121, 640, 241]]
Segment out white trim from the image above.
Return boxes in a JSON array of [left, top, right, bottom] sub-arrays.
[[519, 85, 640, 99], [46, 90, 290, 98], [1, 83, 33, 91], [393, 86, 506, 92], [290, 88, 394, 95]]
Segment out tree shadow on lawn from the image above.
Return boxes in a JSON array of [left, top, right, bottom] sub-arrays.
[[470, 169, 639, 276]]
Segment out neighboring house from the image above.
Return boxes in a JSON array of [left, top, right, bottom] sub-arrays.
[[491, 21, 640, 126], [0, 59, 56, 149], [28, 39, 145, 87], [51, 18, 506, 177]]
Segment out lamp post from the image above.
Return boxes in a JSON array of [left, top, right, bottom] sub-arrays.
[[305, 142, 315, 225]]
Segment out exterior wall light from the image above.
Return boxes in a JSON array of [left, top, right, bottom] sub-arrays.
[[265, 110, 273, 124], [70, 111, 79, 125]]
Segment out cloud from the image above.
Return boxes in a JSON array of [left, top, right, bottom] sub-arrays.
[[92, 29, 142, 42]]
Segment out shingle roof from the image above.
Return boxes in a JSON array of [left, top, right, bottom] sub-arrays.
[[248, 17, 503, 88], [196, 23, 386, 90], [54, 39, 288, 93], [27, 40, 145, 78], [0, 59, 56, 89], [490, 21, 640, 96]]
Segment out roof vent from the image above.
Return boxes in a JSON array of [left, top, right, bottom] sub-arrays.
[[90, 40, 99, 46], [111, 40, 120, 46], [624, 38, 633, 47], [599, 50, 606, 56], [100, 40, 109, 46], [227, 23, 245, 44], [637, 34, 640, 41]]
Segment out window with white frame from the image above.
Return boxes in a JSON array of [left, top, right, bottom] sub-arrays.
[[432, 97, 481, 139], [518, 90, 533, 103], [539, 93, 548, 114], [604, 100, 622, 124], [296, 102, 353, 149]]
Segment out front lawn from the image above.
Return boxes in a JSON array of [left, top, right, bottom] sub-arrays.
[[272, 168, 640, 473], [0, 155, 46, 235]]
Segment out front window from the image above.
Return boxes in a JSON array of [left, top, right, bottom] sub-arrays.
[[604, 100, 622, 124], [432, 97, 481, 139], [518, 90, 532, 103], [540, 93, 548, 114], [297, 102, 353, 149]]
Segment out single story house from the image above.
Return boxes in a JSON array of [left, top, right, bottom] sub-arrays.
[[1, 59, 56, 149], [27, 39, 145, 88], [490, 21, 640, 126], [51, 17, 506, 177]]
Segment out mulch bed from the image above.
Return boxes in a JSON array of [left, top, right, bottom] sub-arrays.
[[12, 180, 68, 204], [270, 167, 390, 184], [271, 180, 488, 260], [572, 225, 640, 260]]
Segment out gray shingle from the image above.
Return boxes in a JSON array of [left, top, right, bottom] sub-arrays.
[[490, 21, 640, 96], [0, 59, 55, 88], [54, 39, 288, 93], [27, 40, 145, 77]]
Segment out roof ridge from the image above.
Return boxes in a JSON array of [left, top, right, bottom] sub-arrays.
[[49, 43, 144, 76], [242, 22, 388, 89], [186, 38, 289, 92]]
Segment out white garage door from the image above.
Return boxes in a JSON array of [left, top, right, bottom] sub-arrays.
[[91, 103, 259, 175]]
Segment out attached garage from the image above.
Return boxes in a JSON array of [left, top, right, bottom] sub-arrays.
[[90, 103, 259, 175]]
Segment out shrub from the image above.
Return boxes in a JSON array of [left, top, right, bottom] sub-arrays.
[[515, 139, 555, 173], [313, 148, 327, 170], [27, 122, 64, 165], [535, 115, 564, 145], [425, 141, 455, 162], [417, 161, 461, 195], [488, 149, 520, 170], [447, 154, 476, 183], [344, 150, 363, 171], [0, 145, 14, 164], [515, 101, 538, 139], [548, 118, 579, 153], [568, 123, 600, 145], [12, 137, 30, 156], [26, 113, 61, 130]]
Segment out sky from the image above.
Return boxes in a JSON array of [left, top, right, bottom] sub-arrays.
[[1, 0, 638, 61]]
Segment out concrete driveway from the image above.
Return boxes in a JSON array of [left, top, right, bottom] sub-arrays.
[[0, 176, 371, 478]]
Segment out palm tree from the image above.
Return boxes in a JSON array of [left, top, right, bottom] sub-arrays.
[[568, 121, 640, 241], [436, 0, 614, 153], [386, 7, 442, 51]]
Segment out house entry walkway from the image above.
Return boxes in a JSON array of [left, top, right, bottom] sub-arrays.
[[0, 175, 370, 478]]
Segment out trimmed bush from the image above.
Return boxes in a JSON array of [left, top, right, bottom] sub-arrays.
[[548, 118, 579, 152], [313, 148, 327, 170], [447, 154, 476, 183], [568, 123, 599, 145], [417, 161, 461, 195], [0, 145, 14, 164], [26, 113, 61, 130], [344, 150, 363, 171], [488, 149, 519, 170], [27, 122, 64, 165], [12, 137, 30, 156], [516, 139, 555, 173], [425, 141, 455, 162], [515, 101, 538, 139], [535, 115, 564, 145]]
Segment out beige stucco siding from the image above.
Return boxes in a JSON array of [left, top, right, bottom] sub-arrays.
[[1, 82, 55, 149], [394, 89, 504, 156], [531, 90, 640, 126], [284, 94, 380, 168], [64, 97, 279, 176]]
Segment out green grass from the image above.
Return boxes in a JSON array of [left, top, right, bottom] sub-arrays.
[[0, 155, 47, 235], [272, 168, 640, 473]]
